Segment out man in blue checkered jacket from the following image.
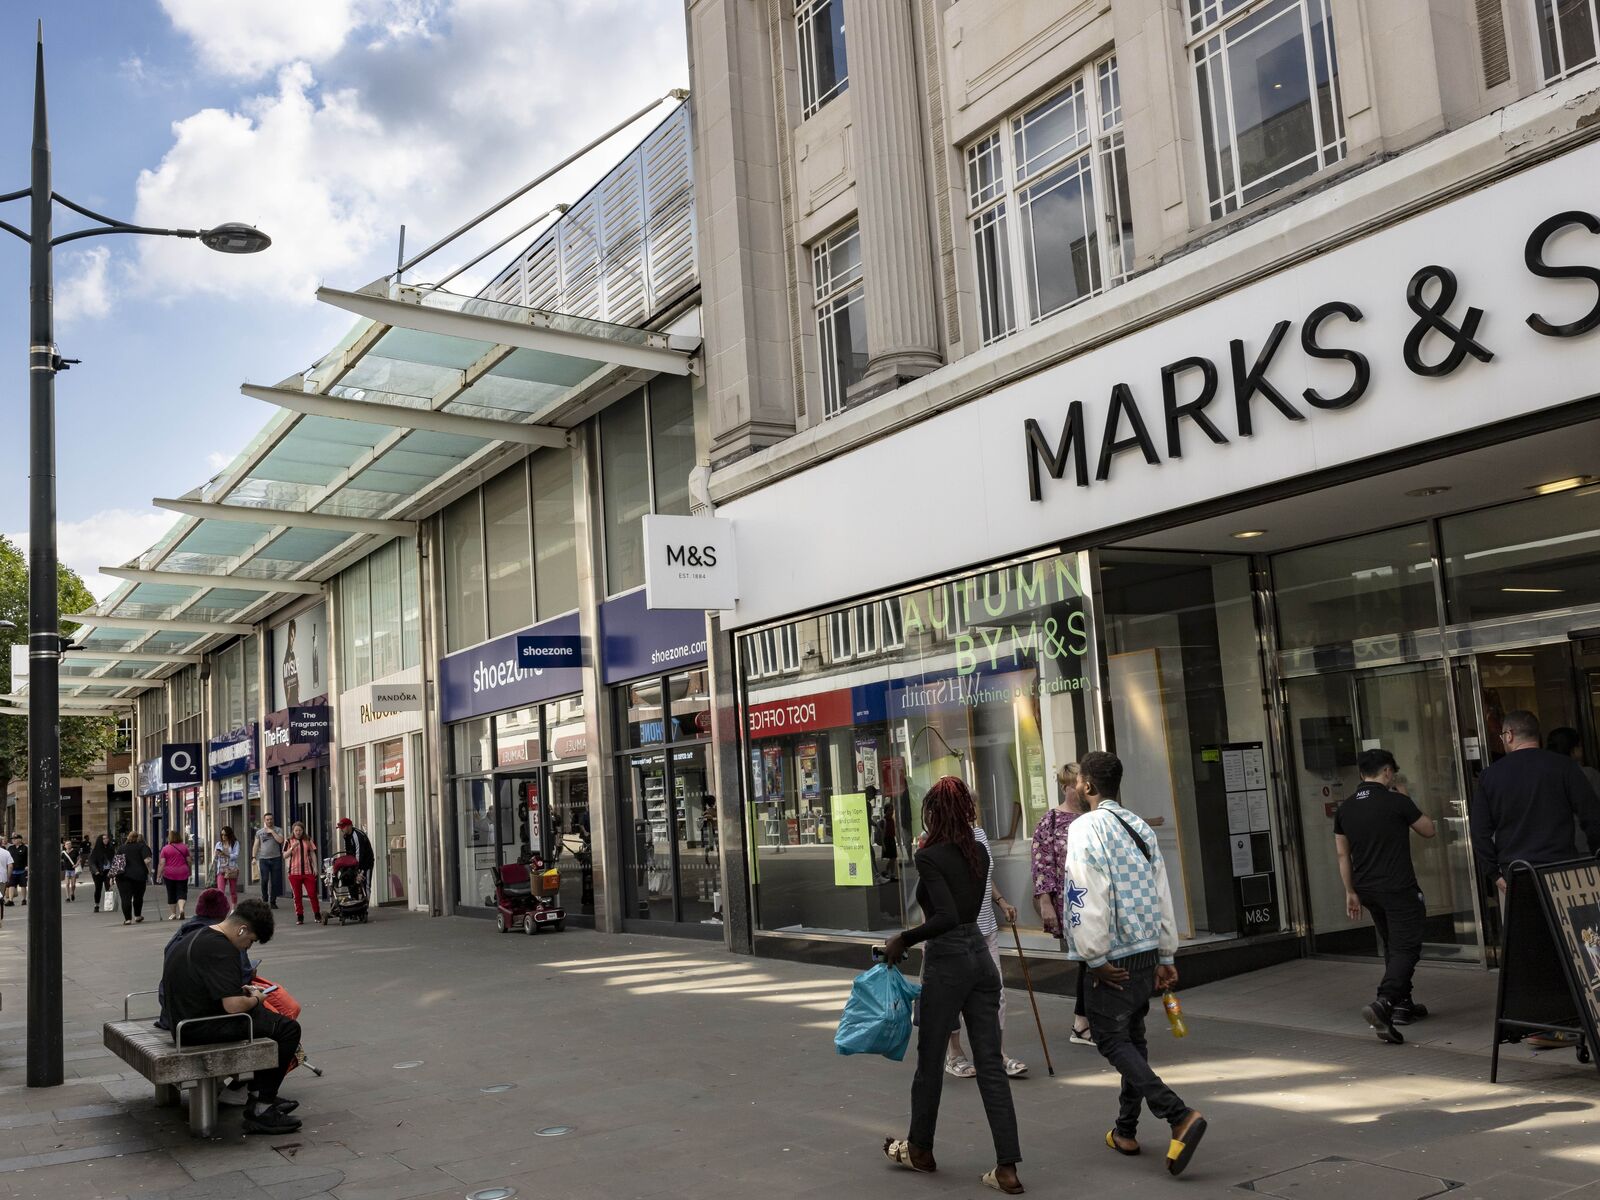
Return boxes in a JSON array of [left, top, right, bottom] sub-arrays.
[[1065, 751, 1209, 1177]]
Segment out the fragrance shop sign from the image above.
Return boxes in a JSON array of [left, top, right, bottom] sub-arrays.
[[339, 670, 425, 740], [719, 137, 1600, 630]]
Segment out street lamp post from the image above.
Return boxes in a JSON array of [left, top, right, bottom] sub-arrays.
[[0, 29, 269, 1088]]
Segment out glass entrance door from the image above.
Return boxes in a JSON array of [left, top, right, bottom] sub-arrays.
[[1287, 660, 1481, 961]]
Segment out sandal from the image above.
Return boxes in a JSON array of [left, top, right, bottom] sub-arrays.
[[1070, 1024, 1096, 1047], [981, 1167, 1025, 1194], [883, 1138, 933, 1173], [945, 1053, 976, 1079], [1003, 1056, 1028, 1078], [1167, 1112, 1208, 1177], [1105, 1130, 1140, 1157]]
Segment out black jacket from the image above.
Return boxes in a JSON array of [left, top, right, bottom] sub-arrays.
[[1470, 748, 1600, 882], [343, 827, 375, 872]]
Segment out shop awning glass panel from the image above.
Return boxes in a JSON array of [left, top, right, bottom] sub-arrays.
[[60, 661, 160, 681]]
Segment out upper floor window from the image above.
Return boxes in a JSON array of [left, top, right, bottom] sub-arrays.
[[1190, 0, 1345, 220], [965, 56, 1133, 347], [812, 223, 867, 418], [744, 625, 801, 681], [798, 0, 849, 118], [1535, 0, 1600, 82]]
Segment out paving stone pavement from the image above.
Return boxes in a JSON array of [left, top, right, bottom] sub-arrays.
[[1, 903, 1598, 1199]]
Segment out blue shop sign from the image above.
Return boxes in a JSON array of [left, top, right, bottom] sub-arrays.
[[516, 634, 583, 670], [599, 587, 708, 685], [208, 724, 258, 779], [439, 612, 582, 723]]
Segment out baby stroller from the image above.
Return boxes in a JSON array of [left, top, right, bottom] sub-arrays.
[[321, 854, 369, 925], [493, 856, 564, 935]]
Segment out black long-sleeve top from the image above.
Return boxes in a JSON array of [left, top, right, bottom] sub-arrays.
[[1470, 747, 1600, 882], [900, 841, 989, 948]]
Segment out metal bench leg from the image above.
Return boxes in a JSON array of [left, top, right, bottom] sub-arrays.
[[153, 1082, 179, 1107], [188, 1078, 219, 1137]]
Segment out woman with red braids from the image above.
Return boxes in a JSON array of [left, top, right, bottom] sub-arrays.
[[881, 775, 1023, 1195]]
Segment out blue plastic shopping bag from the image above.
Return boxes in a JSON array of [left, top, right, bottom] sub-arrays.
[[834, 963, 920, 1061]]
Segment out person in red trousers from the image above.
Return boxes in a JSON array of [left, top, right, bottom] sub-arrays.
[[284, 821, 321, 926]]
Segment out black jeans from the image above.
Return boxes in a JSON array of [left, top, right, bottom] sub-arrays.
[[92, 871, 109, 909], [909, 924, 1020, 1165], [259, 858, 283, 903], [117, 877, 146, 920], [165, 879, 189, 905], [1361, 888, 1425, 1005], [181, 1006, 301, 1101], [1086, 954, 1189, 1139]]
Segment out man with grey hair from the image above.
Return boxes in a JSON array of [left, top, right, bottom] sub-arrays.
[[1471, 709, 1600, 890]]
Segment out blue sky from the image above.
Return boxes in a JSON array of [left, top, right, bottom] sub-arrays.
[[0, 0, 686, 596]]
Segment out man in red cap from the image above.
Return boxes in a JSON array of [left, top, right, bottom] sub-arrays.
[[337, 818, 375, 885]]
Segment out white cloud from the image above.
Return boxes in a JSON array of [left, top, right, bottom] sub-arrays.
[[159, 0, 367, 79], [55, 247, 114, 325], [123, 0, 686, 309], [206, 450, 239, 473], [7, 510, 180, 602]]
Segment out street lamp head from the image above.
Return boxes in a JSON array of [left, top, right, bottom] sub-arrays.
[[199, 223, 271, 254]]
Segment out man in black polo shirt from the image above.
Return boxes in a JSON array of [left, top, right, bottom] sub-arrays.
[[1335, 748, 1436, 1044], [161, 898, 302, 1134], [1471, 709, 1600, 890]]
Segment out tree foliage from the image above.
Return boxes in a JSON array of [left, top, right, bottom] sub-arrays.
[[0, 535, 120, 795]]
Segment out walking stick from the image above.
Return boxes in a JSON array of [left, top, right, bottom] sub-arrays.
[[1009, 920, 1055, 1076]]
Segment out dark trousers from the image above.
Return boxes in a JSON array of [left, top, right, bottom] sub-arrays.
[[258, 858, 284, 903], [1075, 959, 1088, 1020], [117, 878, 146, 920], [92, 872, 108, 908], [183, 1006, 300, 1101], [1086, 955, 1189, 1138], [909, 924, 1021, 1165], [165, 879, 189, 905], [1361, 888, 1425, 1005]]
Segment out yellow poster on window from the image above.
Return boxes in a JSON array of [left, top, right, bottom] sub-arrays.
[[831, 792, 873, 887]]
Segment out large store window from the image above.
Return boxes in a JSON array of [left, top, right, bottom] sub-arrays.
[[1536, 0, 1600, 83], [599, 381, 707, 594], [443, 495, 487, 652], [615, 669, 717, 925], [1190, 0, 1345, 220], [1098, 551, 1280, 944], [812, 223, 867, 419], [740, 554, 1093, 943], [448, 699, 595, 919], [1440, 483, 1600, 622], [1272, 525, 1437, 659], [797, 0, 848, 118], [340, 540, 421, 684], [965, 55, 1133, 346], [530, 449, 578, 620], [484, 468, 534, 637]]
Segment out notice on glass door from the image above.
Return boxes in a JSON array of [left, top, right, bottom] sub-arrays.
[[1227, 792, 1251, 835], [1230, 834, 1254, 877], [1222, 750, 1246, 792], [1242, 747, 1267, 790], [1247, 790, 1271, 833]]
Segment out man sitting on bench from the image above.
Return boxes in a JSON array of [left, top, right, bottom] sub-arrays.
[[160, 897, 302, 1134]]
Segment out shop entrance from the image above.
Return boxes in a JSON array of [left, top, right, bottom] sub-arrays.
[[1286, 661, 1483, 963]]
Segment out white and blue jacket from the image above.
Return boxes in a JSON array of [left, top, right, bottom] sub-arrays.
[[1063, 800, 1179, 968]]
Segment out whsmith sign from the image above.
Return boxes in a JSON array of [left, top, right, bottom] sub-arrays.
[[716, 136, 1600, 631]]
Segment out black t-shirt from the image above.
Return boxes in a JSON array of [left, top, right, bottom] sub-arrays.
[[1335, 782, 1423, 893], [10, 843, 26, 869], [161, 927, 246, 1038], [902, 841, 989, 947]]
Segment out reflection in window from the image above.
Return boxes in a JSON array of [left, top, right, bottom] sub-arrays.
[[1441, 483, 1600, 622], [813, 223, 868, 418], [797, 0, 848, 118], [1273, 525, 1437, 651], [1192, 0, 1345, 220], [1536, 0, 1600, 83]]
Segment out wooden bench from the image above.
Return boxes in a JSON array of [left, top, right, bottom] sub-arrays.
[[103, 991, 276, 1136]]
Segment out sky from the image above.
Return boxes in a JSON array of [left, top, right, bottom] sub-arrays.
[[0, 0, 688, 598]]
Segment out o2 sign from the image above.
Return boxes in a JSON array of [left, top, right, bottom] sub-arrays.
[[161, 742, 203, 785]]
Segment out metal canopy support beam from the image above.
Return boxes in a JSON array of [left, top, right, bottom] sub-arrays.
[[242, 382, 571, 450], [99, 565, 325, 596], [317, 286, 696, 377], [152, 497, 416, 538], [66, 650, 204, 665], [64, 612, 255, 636]]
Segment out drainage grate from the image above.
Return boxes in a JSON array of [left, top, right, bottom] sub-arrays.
[[1239, 1157, 1462, 1200]]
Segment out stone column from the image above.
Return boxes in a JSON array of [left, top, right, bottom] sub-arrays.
[[844, 0, 942, 397]]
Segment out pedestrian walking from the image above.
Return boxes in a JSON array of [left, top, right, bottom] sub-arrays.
[[160, 830, 192, 921], [61, 837, 81, 902], [88, 833, 115, 912], [944, 822, 1028, 1080], [0, 840, 11, 926], [285, 822, 321, 925], [880, 775, 1023, 1195], [1334, 748, 1436, 1044], [6, 833, 28, 905], [1032, 763, 1095, 1045], [255, 812, 286, 908], [1470, 709, 1600, 1048], [213, 826, 241, 905], [115, 832, 154, 924], [1065, 751, 1207, 1177]]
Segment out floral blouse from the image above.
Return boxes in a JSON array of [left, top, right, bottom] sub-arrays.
[[1030, 807, 1078, 933]]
